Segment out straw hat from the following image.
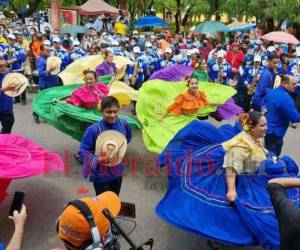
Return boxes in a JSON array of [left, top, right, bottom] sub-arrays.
[[46, 56, 62, 75], [1, 73, 28, 97], [95, 130, 127, 167], [57, 191, 121, 248]]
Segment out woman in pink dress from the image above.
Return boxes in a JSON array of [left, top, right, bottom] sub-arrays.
[[66, 70, 109, 109], [0, 134, 64, 202]]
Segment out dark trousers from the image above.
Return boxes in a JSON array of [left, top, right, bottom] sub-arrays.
[[93, 176, 123, 195], [14, 70, 26, 103], [0, 111, 14, 134], [14, 91, 26, 102], [265, 133, 284, 157]]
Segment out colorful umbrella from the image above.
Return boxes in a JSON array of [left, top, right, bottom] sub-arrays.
[[194, 21, 229, 36], [60, 25, 89, 34], [135, 16, 168, 28], [227, 22, 255, 32], [261, 31, 299, 45]]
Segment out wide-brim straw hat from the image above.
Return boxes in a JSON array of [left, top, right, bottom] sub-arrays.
[[2, 73, 28, 97], [95, 130, 127, 167], [46, 56, 62, 75]]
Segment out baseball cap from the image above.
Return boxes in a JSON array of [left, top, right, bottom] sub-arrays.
[[133, 46, 141, 53], [7, 33, 16, 40], [187, 50, 193, 56], [53, 36, 61, 43], [267, 46, 276, 53], [192, 48, 199, 54], [111, 39, 119, 46], [217, 51, 224, 58], [165, 48, 172, 54], [73, 40, 80, 46], [57, 191, 121, 248], [254, 55, 261, 62], [43, 40, 51, 46], [145, 42, 152, 48], [216, 43, 222, 48]]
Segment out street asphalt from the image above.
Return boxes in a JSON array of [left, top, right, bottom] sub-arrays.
[[1, 92, 300, 250]]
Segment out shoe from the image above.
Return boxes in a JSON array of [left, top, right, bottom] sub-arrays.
[[207, 240, 222, 250], [132, 110, 136, 116], [32, 112, 40, 124], [14, 99, 20, 104], [291, 123, 297, 129], [73, 153, 83, 164], [21, 100, 26, 105]]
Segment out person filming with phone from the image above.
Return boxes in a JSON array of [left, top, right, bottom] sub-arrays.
[[0, 204, 27, 250]]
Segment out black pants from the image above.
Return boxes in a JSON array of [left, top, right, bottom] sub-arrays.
[[14, 91, 26, 103], [265, 133, 284, 157], [14, 71, 26, 103], [93, 177, 123, 195], [0, 111, 14, 134]]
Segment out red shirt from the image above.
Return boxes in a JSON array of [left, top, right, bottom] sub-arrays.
[[199, 46, 212, 62], [225, 51, 244, 71]]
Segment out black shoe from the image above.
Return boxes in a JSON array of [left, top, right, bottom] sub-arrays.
[[132, 110, 136, 116], [21, 100, 26, 105], [73, 153, 83, 164], [14, 99, 20, 104], [32, 112, 40, 124]]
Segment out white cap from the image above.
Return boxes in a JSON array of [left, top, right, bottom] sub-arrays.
[[217, 51, 224, 58], [192, 48, 199, 54], [53, 37, 61, 43], [133, 46, 141, 53], [43, 40, 51, 46], [187, 50, 193, 56], [111, 39, 119, 46], [267, 46, 275, 53], [7, 33, 15, 40], [165, 48, 172, 54], [133, 30, 139, 35], [145, 42, 152, 48], [73, 40, 80, 46], [106, 47, 113, 52], [254, 55, 261, 62]]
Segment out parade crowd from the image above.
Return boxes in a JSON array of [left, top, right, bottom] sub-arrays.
[[2, 10, 300, 250]]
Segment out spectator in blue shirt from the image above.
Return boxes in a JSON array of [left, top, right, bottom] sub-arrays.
[[79, 96, 132, 195], [252, 55, 278, 111], [0, 58, 14, 134], [33, 44, 60, 123], [265, 75, 300, 156], [36, 44, 59, 90]]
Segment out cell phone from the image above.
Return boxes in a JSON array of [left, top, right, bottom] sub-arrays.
[[9, 191, 25, 216], [119, 202, 136, 218]]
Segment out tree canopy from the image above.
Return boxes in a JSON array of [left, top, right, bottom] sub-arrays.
[[5, 0, 300, 32]]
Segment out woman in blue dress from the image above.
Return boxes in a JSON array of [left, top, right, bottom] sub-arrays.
[[156, 111, 300, 250]]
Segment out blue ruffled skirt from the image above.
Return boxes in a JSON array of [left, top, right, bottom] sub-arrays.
[[156, 121, 300, 249]]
